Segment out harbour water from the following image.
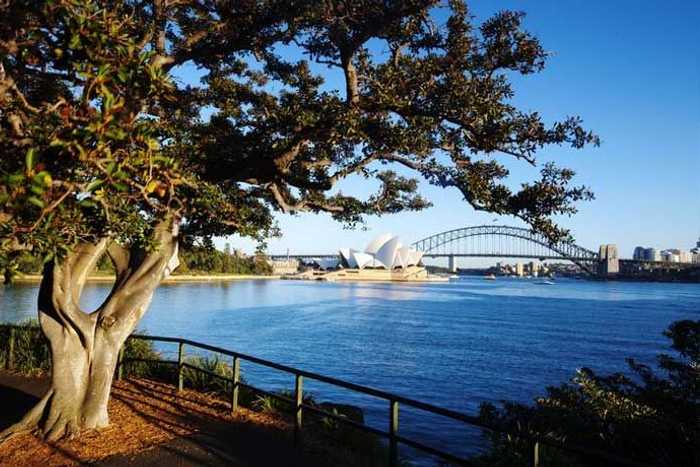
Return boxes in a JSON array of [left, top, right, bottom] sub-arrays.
[[1, 277, 699, 463]]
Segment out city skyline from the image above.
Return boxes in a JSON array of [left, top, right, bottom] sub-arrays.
[[208, 0, 699, 258]]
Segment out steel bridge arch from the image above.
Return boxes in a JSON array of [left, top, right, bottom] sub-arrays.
[[411, 225, 599, 274]]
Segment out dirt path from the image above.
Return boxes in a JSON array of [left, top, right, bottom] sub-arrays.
[[0, 371, 319, 466]]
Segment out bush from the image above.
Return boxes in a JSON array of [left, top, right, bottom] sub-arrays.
[[122, 337, 176, 382], [0, 320, 50, 374], [475, 320, 700, 467]]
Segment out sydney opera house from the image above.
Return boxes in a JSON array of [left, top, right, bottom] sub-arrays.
[[290, 234, 445, 282], [339, 234, 424, 270]]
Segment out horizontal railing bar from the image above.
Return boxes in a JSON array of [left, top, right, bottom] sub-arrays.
[[241, 383, 294, 405], [181, 362, 233, 383], [122, 357, 177, 366]]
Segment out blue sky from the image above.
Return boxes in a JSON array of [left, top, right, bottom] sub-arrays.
[[202, 0, 699, 260]]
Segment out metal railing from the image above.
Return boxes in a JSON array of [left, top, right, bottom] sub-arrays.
[[112, 333, 651, 467], [0, 324, 652, 467]]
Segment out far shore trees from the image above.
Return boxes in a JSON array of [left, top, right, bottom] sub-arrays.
[[0, 0, 597, 441]]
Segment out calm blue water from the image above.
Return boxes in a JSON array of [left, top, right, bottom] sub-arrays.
[[1, 277, 699, 464]]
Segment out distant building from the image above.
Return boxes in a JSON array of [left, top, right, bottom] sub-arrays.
[[645, 248, 661, 261], [679, 250, 693, 263], [268, 259, 300, 274], [692, 249, 700, 264], [528, 261, 540, 277], [515, 263, 524, 277], [633, 246, 646, 260], [634, 246, 663, 262], [661, 250, 680, 263]]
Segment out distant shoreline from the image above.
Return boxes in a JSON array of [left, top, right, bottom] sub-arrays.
[[13, 274, 280, 284]]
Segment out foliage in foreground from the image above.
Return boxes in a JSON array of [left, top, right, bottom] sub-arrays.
[[476, 320, 700, 467]]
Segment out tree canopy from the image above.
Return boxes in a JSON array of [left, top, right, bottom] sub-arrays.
[[0, 0, 598, 276]]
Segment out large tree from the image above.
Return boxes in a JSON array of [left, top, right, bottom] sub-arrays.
[[0, 0, 598, 441]]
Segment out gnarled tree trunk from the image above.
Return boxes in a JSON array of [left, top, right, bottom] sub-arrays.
[[0, 218, 179, 442]]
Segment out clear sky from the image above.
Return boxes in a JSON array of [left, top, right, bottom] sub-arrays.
[[204, 0, 699, 260]]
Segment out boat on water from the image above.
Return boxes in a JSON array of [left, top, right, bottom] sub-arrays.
[[535, 280, 555, 285], [484, 274, 496, 280]]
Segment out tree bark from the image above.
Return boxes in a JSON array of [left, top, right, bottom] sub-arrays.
[[0, 218, 179, 442]]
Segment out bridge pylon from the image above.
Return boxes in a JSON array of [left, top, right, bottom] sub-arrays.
[[448, 255, 457, 273]]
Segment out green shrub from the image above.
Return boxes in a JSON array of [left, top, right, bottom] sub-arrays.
[[253, 389, 317, 415], [0, 320, 50, 374], [475, 320, 700, 467], [122, 337, 176, 382]]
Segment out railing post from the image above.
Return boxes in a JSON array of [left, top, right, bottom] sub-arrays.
[[294, 374, 303, 446], [231, 356, 240, 414], [7, 327, 15, 371], [389, 400, 399, 467], [116, 344, 125, 380], [177, 342, 185, 392], [532, 441, 540, 467]]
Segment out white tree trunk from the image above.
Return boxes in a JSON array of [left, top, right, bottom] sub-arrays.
[[0, 218, 179, 442]]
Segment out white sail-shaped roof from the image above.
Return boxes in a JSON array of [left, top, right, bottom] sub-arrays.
[[396, 245, 412, 269], [365, 233, 394, 255], [409, 250, 424, 266], [351, 251, 375, 269], [339, 248, 355, 268], [375, 236, 401, 269]]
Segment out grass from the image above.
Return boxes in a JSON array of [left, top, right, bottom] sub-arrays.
[[0, 320, 50, 374]]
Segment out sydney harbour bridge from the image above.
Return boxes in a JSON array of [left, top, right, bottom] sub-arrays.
[[269, 225, 605, 275]]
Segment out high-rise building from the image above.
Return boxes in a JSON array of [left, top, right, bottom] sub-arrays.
[[679, 250, 693, 263], [633, 246, 645, 260], [692, 250, 700, 264], [645, 248, 660, 261], [661, 250, 680, 263]]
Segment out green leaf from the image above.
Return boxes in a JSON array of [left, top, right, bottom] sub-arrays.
[[7, 174, 25, 186], [25, 148, 36, 171], [69, 34, 81, 50], [117, 67, 129, 83], [28, 196, 44, 209], [86, 179, 104, 192]]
